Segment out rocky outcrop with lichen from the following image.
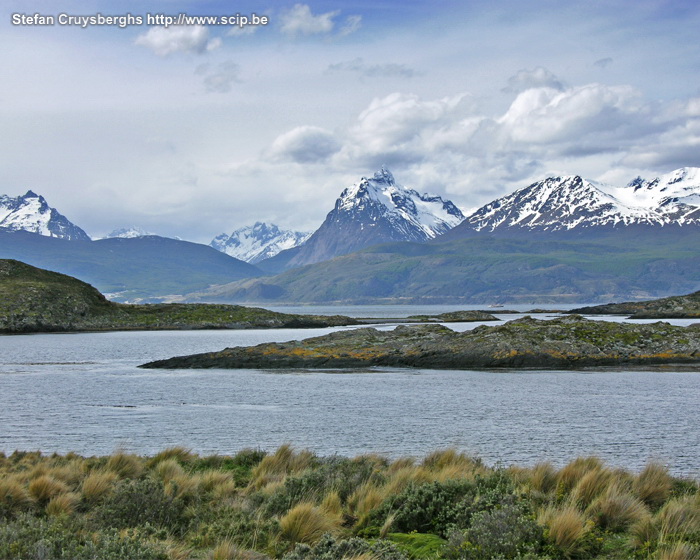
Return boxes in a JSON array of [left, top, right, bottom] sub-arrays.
[[140, 315, 700, 370], [570, 291, 700, 318]]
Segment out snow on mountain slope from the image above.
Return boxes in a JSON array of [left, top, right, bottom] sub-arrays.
[[333, 167, 465, 238], [284, 167, 465, 267], [210, 222, 311, 264], [0, 190, 90, 241], [103, 226, 156, 239], [459, 167, 700, 233]]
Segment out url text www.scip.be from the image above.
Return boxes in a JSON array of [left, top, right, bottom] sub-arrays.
[[11, 12, 269, 29]]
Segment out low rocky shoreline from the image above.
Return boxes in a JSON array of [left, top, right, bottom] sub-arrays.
[[140, 315, 700, 370], [570, 290, 700, 318]]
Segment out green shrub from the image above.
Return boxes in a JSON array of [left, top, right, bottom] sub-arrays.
[[93, 477, 187, 533], [0, 513, 167, 559], [370, 471, 515, 537], [261, 456, 383, 516], [444, 501, 544, 559]]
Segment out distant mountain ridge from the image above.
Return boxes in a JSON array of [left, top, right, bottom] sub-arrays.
[[104, 226, 157, 239], [279, 167, 465, 268], [0, 190, 90, 241], [210, 222, 311, 264], [453, 167, 700, 235]]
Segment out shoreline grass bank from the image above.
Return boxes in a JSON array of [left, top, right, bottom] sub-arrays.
[[1, 446, 698, 559]]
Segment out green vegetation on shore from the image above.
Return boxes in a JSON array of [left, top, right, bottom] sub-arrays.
[[0, 446, 698, 560], [0, 259, 356, 333]]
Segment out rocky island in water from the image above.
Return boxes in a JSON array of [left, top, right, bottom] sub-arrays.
[[141, 315, 700, 370]]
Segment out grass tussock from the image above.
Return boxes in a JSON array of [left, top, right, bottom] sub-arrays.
[[570, 466, 614, 508], [27, 475, 69, 505], [655, 541, 700, 560], [540, 504, 592, 558], [279, 501, 341, 545], [45, 491, 80, 516], [556, 456, 604, 496], [249, 444, 316, 490], [588, 483, 650, 532], [0, 447, 696, 560], [81, 470, 118, 503], [105, 450, 144, 479], [658, 496, 700, 542], [634, 461, 674, 509]]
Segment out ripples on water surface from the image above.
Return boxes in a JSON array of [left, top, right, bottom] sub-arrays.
[[0, 315, 698, 477]]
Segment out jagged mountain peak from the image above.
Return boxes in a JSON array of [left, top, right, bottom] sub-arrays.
[[210, 222, 311, 264], [457, 167, 700, 235], [282, 168, 465, 268], [0, 190, 90, 241]]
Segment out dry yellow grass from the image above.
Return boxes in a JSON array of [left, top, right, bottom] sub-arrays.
[[148, 446, 195, 467], [165, 473, 201, 500], [279, 501, 341, 545], [570, 467, 613, 508], [46, 491, 80, 516], [529, 461, 558, 495], [81, 470, 118, 503], [320, 490, 343, 517], [348, 482, 385, 521], [0, 476, 31, 512], [658, 496, 700, 543], [105, 451, 143, 479], [588, 484, 650, 532], [154, 458, 185, 483], [210, 540, 238, 560], [556, 456, 604, 496], [248, 444, 315, 490], [382, 465, 430, 496], [629, 514, 659, 550], [540, 504, 591, 558], [655, 542, 700, 560], [28, 475, 69, 505], [199, 470, 235, 493], [634, 462, 673, 509]]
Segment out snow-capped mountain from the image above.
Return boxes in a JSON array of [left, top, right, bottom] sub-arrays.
[[210, 222, 311, 264], [455, 167, 700, 234], [0, 190, 90, 241], [283, 167, 465, 267], [103, 226, 156, 239]]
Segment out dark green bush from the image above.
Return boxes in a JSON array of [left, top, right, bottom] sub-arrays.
[[92, 477, 188, 534], [445, 500, 544, 559], [371, 471, 515, 537], [0, 513, 167, 560]]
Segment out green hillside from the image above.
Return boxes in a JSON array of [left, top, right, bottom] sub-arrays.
[[191, 229, 700, 304], [0, 260, 355, 333], [0, 230, 262, 301]]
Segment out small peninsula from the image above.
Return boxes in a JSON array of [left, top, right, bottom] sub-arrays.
[[141, 315, 700, 370], [0, 259, 357, 333], [570, 290, 700, 318]]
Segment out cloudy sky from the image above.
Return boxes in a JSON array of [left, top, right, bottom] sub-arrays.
[[2, 0, 699, 242]]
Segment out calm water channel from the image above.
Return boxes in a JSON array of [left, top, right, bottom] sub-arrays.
[[1, 309, 698, 477]]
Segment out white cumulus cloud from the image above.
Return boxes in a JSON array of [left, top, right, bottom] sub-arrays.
[[135, 25, 221, 56], [279, 4, 361, 37], [270, 126, 341, 163]]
